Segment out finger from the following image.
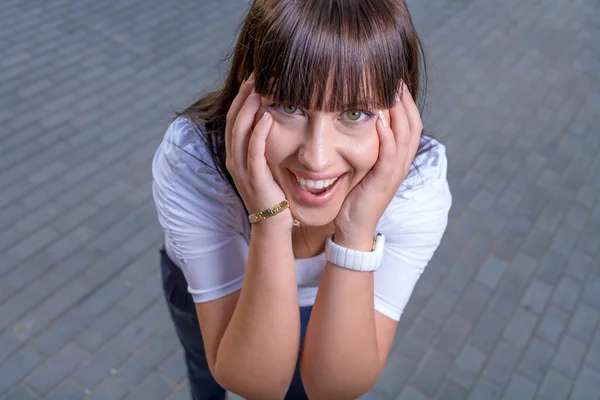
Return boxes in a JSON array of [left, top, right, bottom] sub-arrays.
[[247, 111, 273, 179], [399, 83, 423, 169], [231, 89, 262, 170], [225, 73, 255, 156], [369, 112, 396, 182], [389, 86, 411, 151]]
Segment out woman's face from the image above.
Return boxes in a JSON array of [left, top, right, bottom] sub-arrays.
[[256, 97, 388, 227]]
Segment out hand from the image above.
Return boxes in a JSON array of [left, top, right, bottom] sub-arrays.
[[333, 84, 423, 249], [225, 74, 294, 229]]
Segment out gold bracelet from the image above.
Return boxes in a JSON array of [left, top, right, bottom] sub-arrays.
[[248, 199, 290, 224]]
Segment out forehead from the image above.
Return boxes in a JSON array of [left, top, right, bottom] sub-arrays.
[[259, 71, 383, 112]]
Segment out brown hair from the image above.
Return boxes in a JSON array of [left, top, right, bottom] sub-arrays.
[[179, 0, 430, 193]]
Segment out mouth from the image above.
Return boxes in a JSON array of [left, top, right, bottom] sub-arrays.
[[286, 170, 345, 207], [294, 175, 339, 195]]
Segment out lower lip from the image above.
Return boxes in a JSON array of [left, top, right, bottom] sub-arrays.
[[288, 170, 345, 207]]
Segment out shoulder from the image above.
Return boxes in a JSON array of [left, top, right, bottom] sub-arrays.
[[378, 136, 452, 236], [153, 116, 237, 204], [152, 116, 247, 234]]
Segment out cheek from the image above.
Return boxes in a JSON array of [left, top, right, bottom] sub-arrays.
[[264, 122, 297, 165], [347, 130, 379, 172]]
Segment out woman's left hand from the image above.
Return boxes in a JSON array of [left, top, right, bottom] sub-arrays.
[[333, 84, 423, 250]]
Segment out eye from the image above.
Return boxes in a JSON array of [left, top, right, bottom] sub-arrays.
[[341, 110, 375, 123], [345, 111, 363, 121], [281, 105, 301, 114]]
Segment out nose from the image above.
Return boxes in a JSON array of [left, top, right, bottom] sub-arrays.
[[299, 118, 335, 172]]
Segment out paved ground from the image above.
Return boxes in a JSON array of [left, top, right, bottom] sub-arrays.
[[0, 0, 599, 398]]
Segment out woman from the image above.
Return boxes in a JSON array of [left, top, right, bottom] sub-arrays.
[[153, 0, 451, 398]]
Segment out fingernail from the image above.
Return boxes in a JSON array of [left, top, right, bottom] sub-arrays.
[[378, 111, 388, 128], [261, 111, 271, 121], [248, 72, 255, 83]]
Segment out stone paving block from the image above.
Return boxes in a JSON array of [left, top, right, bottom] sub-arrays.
[[0, 202, 27, 230], [121, 222, 162, 255], [45, 378, 87, 400], [517, 337, 555, 383], [489, 279, 527, 319], [536, 250, 568, 286], [1, 250, 56, 293], [434, 313, 472, 358], [501, 373, 537, 400], [118, 301, 169, 350], [0, 279, 55, 329], [74, 336, 134, 389], [32, 307, 94, 357], [454, 280, 492, 323], [372, 348, 416, 398], [78, 277, 133, 318], [536, 305, 569, 345], [119, 272, 161, 315], [0, 344, 43, 396], [552, 335, 587, 380], [159, 348, 187, 386], [442, 262, 477, 294], [412, 348, 453, 395], [46, 225, 96, 259], [397, 385, 428, 400], [537, 370, 573, 400], [168, 383, 192, 400], [75, 305, 134, 353], [44, 247, 97, 287], [462, 232, 494, 265], [86, 376, 130, 400], [447, 344, 487, 390], [467, 377, 502, 400], [468, 311, 506, 354], [118, 332, 179, 387], [421, 286, 458, 325], [521, 278, 552, 314], [570, 366, 600, 400], [25, 343, 88, 397], [38, 277, 93, 321], [435, 381, 469, 400], [127, 373, 173, 400], [397, 316, 439, 361], [551, 275, 582, 312], [121, 249, 161, 284], [483, 340, 523, 387], [8, 227, 59, 261], [582, 274, 600, 309], [588, 331, 600, 372], [80, 248, 138, 289], [567, 303, 599, 343], [3, 386, 39, 400]]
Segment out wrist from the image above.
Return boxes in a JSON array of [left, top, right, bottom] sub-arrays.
[[251, 209, 294, 236], [332, 229, 376, 252]]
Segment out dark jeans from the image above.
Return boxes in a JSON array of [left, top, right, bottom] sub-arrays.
[[160, 248, 310, 400]]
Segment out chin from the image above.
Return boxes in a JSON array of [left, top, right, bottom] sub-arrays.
[[288, 201, 340, 228]]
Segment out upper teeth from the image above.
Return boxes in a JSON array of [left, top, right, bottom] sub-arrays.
[[296, 175, 338, 189]]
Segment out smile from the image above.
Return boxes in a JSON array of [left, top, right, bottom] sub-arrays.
[[288, 170, 345, 207], [294, 175, 338, 192]]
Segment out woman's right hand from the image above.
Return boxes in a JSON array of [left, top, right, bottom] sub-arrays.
[[225, 74, 294, 229]]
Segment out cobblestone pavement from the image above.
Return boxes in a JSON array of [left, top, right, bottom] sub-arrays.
[[1, 0, 599, 398]]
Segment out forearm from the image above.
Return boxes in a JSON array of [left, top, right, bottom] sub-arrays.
[[216, 219, 299, 398], [300, 234, 380, 399]]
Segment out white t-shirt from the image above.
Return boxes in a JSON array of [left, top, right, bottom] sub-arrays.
[[152, 116, 452, 321]]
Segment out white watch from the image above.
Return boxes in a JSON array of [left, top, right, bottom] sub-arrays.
[[325, 232, 385, 271]]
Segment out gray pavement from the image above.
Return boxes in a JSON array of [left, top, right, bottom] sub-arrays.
[[0, 0, 599, 398]]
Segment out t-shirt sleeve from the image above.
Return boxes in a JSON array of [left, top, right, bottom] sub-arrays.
[[152, 117, 249, 303], [373, 139, 452, 321]]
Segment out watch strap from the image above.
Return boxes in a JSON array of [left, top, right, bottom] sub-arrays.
[[325, 232, 385, 271]]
